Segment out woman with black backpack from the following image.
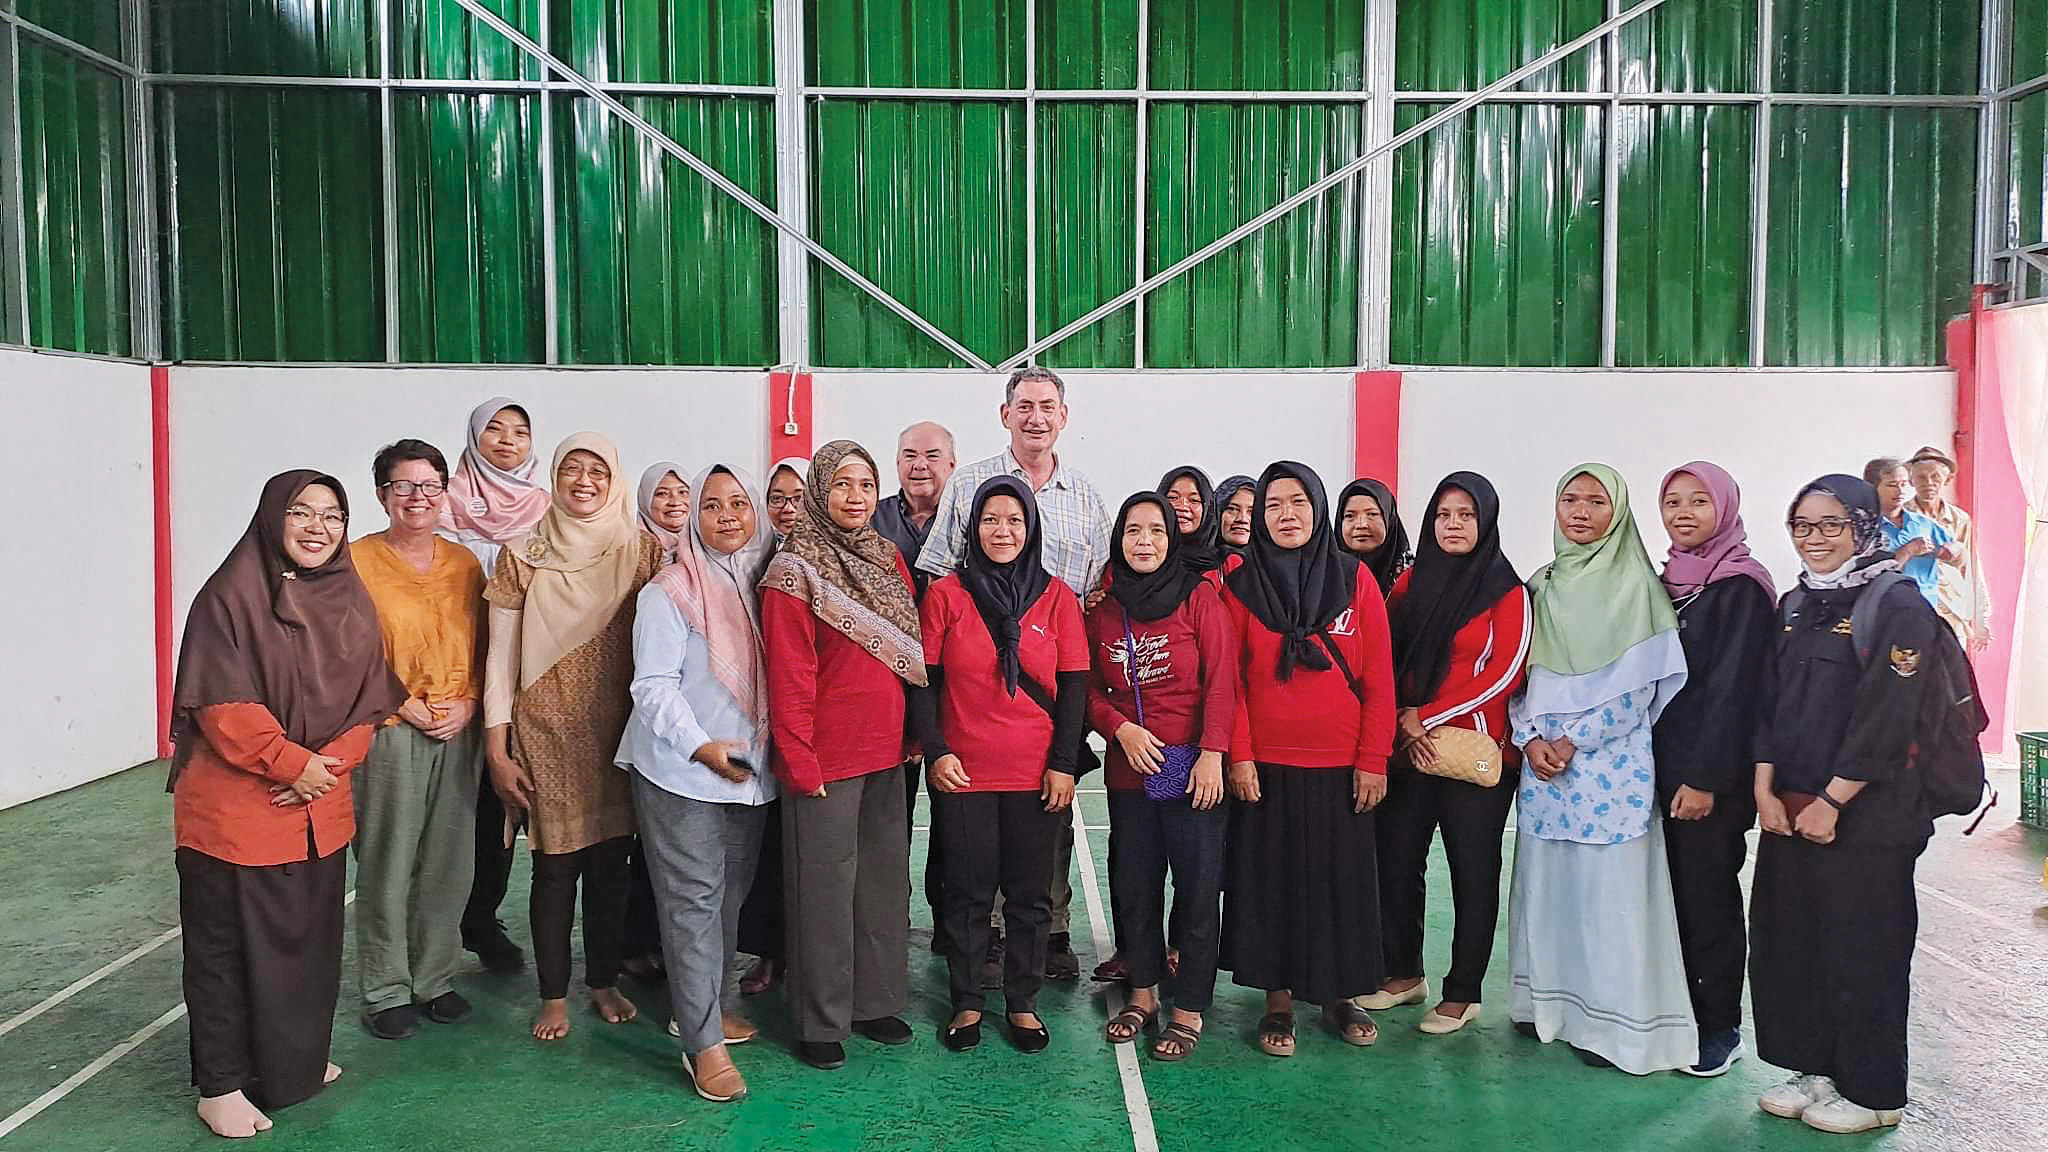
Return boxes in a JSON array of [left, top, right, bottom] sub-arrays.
[[1751, 473, 1945, 1135]]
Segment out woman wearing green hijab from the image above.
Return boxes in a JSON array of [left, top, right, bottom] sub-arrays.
[[1505, 465, 1696, 1075]]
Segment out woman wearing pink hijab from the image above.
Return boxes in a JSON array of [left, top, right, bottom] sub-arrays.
[[1651, 461, 1777, 1079], [439, 397, 553, 975]]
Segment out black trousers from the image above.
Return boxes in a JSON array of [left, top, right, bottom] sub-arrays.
[[1106, 790, 1227, 1010], [933, 789, 1061, 1013], [461, 781, 517, 944], [1751, 833, 1921, 1111], [1375, 767, 1515, 1003], [905, 759, 947, 919], [737, 800, 785, 963], [178, 841, 344, 1109], [529, 835, 632, 1000], [624, 837, 662, 964], [1662, 792, 1754, 1035]]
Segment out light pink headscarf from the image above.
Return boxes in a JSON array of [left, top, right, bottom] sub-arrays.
[[651, 464, 772, 733], [439, 397, 552, 546], [636, 461, 692, 566], [1659, 461, 1776, 600]]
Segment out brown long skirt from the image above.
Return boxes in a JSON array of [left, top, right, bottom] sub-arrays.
[[177, 841, 345, 1108]]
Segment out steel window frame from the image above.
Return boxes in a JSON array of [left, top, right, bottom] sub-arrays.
[[0, 0, 2012, 369]]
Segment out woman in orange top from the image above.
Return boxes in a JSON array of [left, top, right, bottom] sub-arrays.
[[170, 470, 403, 1139]]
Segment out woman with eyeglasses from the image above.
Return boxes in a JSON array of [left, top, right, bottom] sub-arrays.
[[1749, 475, 1942, 1135], [1507, 465, 1695, 1074], [171, 471, 404, 1138], [765, 457, 810, 540], [349, 440, 488, 1041], [483, 433, 663, 1042]]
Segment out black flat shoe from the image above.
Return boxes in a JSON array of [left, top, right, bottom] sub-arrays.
[[1513, 1020, 1539, 1040], [364, 1004, 419, 1040], [463, 922, 525, 974], [942, 1020, 982, 1051], [853, 1015, 913, 1046], [421, 991, 471, 1024], [1008, 1017, 1050, 1054], [1043, 933, 1080, 982], [1574, 1046, 1615, 1069], [798, 1040, 846, 1069]]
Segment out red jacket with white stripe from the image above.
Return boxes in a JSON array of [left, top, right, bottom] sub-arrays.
[[1388, 571, 1530, 750]]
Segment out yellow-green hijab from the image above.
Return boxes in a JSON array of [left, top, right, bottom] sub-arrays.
[[1525, 463, 1678, 677]]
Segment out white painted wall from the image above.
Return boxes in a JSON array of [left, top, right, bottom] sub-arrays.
[[1399, 369, 1957, 584], [0, 349, 155, 808]]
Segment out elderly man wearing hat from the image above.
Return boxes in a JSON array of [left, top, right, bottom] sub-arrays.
[[1906, 444, 1993, 653]]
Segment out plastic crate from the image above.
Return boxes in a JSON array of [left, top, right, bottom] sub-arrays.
[[2021, 732, 2048, 830]]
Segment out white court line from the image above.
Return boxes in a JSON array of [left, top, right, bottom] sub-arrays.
[[0, 891, 356, 1143], [1916, 940, 2001, 987], [1068, 805, 1158, 1152], [0, 925, 183, 1040], [1914, 882, 2006, 929]]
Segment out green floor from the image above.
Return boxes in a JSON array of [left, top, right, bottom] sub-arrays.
[[2, 763, 2045, 1151]]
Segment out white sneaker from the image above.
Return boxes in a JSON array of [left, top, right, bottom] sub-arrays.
[[1416, 1002, 1480, 1035], [1355, 980, 1429, 1011], [1759, 1074, 1837, 1119], [1802, 1096, 1903, 1134], [667, 1018, 680, 1038]]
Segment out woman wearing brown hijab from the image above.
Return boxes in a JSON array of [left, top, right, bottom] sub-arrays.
[[482, 433, 663, 1042], [171, 470, 404, 1139]]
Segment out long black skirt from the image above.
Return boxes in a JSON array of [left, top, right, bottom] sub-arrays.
[[177, 842, 345, 1109], [1219, 763, 1384, 1004]]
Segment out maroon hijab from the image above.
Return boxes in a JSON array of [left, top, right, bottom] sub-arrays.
[[168, 470, 404, 789]]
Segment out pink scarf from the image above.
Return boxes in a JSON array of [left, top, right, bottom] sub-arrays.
[[651, 464, 772, 734], [1659, 461, 1776, 600], [439, 397, 552, 546]]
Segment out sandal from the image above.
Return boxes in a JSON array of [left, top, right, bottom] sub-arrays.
[[1257, 1011, 1295, 1058], [1152, 1020, 1202, 1062], [1324, 1001, 1379, 1047], [1104, 1004, 1156, 1045]]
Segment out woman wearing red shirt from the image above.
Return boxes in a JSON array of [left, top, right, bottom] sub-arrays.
[[913, 476, 1089, 1054], [760, 442, 925, 1071], [1221, 462, 1397, 1055], [1090, 493, 1237, 1061], [170, 471, 403, 1138], [1361, 472, 1530, 1036]]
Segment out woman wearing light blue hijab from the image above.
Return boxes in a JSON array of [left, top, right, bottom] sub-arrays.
[[1506, 464, 1696, 1075]]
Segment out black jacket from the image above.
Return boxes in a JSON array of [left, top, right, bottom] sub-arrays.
[[1652, 577, 1775, 801], [1754, 578, 1939, 846]]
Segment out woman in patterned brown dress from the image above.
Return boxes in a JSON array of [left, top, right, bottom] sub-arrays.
[[483, 432, 662, 1041]]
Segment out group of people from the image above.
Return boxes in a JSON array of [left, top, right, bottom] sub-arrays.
[[167, 368, 1973, 1139]]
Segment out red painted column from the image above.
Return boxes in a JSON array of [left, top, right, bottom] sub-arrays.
[[768, 369, 814, 463], [1353, 371, 1403, 493], [152, 364, 174, 760], [1946, 299, 2025, 752]]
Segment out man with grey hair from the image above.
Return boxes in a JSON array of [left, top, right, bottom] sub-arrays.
[[918, 367, 1113, 984], [875, 420, 957, 594]]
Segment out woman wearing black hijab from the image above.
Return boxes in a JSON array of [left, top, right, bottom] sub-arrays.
[[1089, 492, 1238, 1060], [1214, 475, 1257, 560], [1158, 465, 1225, 578], [912, 476, 1090, 1053], [171, 471, 404, 1137], [1360, 473, 1530, 1036], [1750, 475, 1942, 1134], [1336, 478, 1411, 596], [1219, 462, 1396, 1055]]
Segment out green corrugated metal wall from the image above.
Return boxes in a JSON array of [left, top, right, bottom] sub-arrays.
[[0, 0, 2010, 366], [2012, 1, 2048, 303]]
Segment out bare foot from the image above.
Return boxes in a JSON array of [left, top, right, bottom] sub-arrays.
[[722, 1012, 758, 1044], [591, 986, 638, 1024], [196, 1091, 271, 1138], [323, 1062, 342, 1084], [533, 998, 572, 1041]]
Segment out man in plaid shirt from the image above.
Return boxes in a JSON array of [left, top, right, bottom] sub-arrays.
[[918, 366, 1113, 983]]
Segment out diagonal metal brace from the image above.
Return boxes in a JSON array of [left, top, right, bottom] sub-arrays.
[[448, 0, 993, 369]]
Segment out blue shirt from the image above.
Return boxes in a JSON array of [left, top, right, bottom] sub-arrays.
[[1877, 507, 1951, 607], [615, 583, 777, 806], [1510, 686, 1660, 845]]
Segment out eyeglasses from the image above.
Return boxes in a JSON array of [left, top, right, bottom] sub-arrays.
[[379, 480, 446, 497], [1787, 517, 1852, 539], [285, 505, 348, 531], [766, 493, 802, 509]]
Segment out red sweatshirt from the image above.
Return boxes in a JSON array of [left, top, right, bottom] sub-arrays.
[[763, 552, 915, 795], [1225, 573, 1396, 774], [920, 573, 1089, 792], [1086, 583, 1238, 791], [1387, 572, 1530, 747]]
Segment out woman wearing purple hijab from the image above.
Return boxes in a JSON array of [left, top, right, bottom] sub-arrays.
[[1650, 461, 1777, 1079]]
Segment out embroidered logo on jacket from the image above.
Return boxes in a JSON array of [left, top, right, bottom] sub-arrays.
[[1889, 646, 1921, 678]]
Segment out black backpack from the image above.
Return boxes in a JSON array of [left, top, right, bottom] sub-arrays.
[[1781, 572, 1995, 832]]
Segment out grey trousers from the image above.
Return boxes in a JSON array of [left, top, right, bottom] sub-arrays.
[[631, 771, 768, 1054], [783, 764, 909, 1043], [353, 722, 479, 1014]]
